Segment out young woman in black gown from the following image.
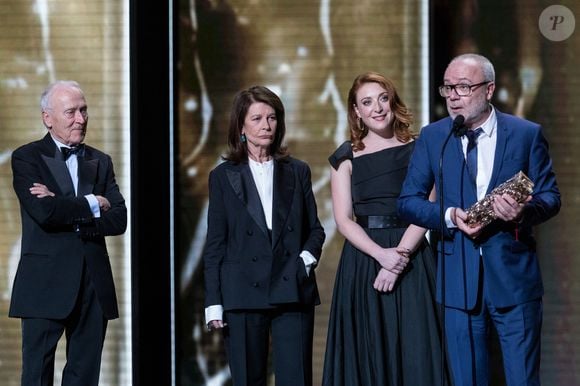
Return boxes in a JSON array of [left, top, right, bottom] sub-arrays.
[[322, 72, 448, 386]]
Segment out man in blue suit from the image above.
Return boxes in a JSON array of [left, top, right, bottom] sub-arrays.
[[398, 53, 560, 386]]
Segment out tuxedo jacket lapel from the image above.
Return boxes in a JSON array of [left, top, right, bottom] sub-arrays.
[[272, 160, 294, 249], [41, 140, 98, 198], [78, 157, 98, 197], [42, 148, 76, 198], [226, 165, 269, 238]]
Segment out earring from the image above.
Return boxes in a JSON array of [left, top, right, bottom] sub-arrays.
[[358, 118, 366, 132], [240, 133, 247, 143]]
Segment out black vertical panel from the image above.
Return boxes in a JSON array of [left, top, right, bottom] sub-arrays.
[[431, 0, 453, 123], [130, 1, 172, 385]]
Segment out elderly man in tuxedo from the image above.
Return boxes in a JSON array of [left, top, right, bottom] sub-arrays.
[[399, 54, 560, 386], [9, 80, 127, 386]]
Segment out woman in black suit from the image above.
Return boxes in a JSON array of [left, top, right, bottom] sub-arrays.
[[203, 86, 325, 386]]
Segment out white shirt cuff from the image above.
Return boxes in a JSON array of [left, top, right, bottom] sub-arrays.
[[205, 304, 223, 326], [300, 250, 317, 276], [445, 207, 456, 228], [85, 194, 101, 218]]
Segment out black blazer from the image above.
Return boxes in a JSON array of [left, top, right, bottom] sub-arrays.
[[203, 156, 325, 311], [9, 133, 127, 320]]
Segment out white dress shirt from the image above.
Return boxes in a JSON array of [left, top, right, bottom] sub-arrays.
[[445, 107, 497, 227], [52, 137, 100, 217], [249, 158, 274, 229]]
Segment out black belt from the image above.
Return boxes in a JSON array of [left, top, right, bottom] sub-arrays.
[[356, 215, 408, 229]]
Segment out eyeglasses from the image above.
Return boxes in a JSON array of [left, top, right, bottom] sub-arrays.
[[438, 81, 490, 97]]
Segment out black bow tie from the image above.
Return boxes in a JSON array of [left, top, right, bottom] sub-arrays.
[[61, 144, 85, 160]]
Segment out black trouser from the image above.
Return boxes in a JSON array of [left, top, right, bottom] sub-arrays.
[[21, 264, 107, 386], [224, 304, 315, 386]]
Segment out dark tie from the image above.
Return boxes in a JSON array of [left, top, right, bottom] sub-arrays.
[[61, 144, 85, 160], [466, 128, 483, 182]]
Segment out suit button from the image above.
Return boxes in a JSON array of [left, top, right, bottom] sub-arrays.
[[287, 225, 294, 232], [252, 257, 257, 262], [247, 230, 253, 235], [283, 276, 289, 281], [252, 282, 259, 287]]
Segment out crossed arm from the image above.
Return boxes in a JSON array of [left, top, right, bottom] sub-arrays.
[[29, 182, 111, 212]]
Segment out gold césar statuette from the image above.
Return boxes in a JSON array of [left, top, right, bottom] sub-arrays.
[[466, 171, 534, 227]]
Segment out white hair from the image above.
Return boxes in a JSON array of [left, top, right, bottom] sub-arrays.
[[40, 80, 84, 112]]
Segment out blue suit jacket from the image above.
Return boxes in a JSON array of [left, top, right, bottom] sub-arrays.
[[398, 110, 560, 310], [203, 156, 325, 311]]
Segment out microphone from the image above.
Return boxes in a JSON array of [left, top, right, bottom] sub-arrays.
[[452, 114, 466, 137], [437, 113, 464, 386], [440, 115, 465, 165]]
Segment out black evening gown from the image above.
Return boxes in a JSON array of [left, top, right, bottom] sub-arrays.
[[322, 141, 448, 386]]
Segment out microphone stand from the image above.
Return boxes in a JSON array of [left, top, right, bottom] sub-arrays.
[[438, 115, 464, 386]]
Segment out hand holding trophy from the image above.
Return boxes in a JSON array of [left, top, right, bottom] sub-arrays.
[[465, 171, 534, 227]]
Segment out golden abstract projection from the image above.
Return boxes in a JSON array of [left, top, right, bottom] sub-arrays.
[[0, 1, 130, 385]]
